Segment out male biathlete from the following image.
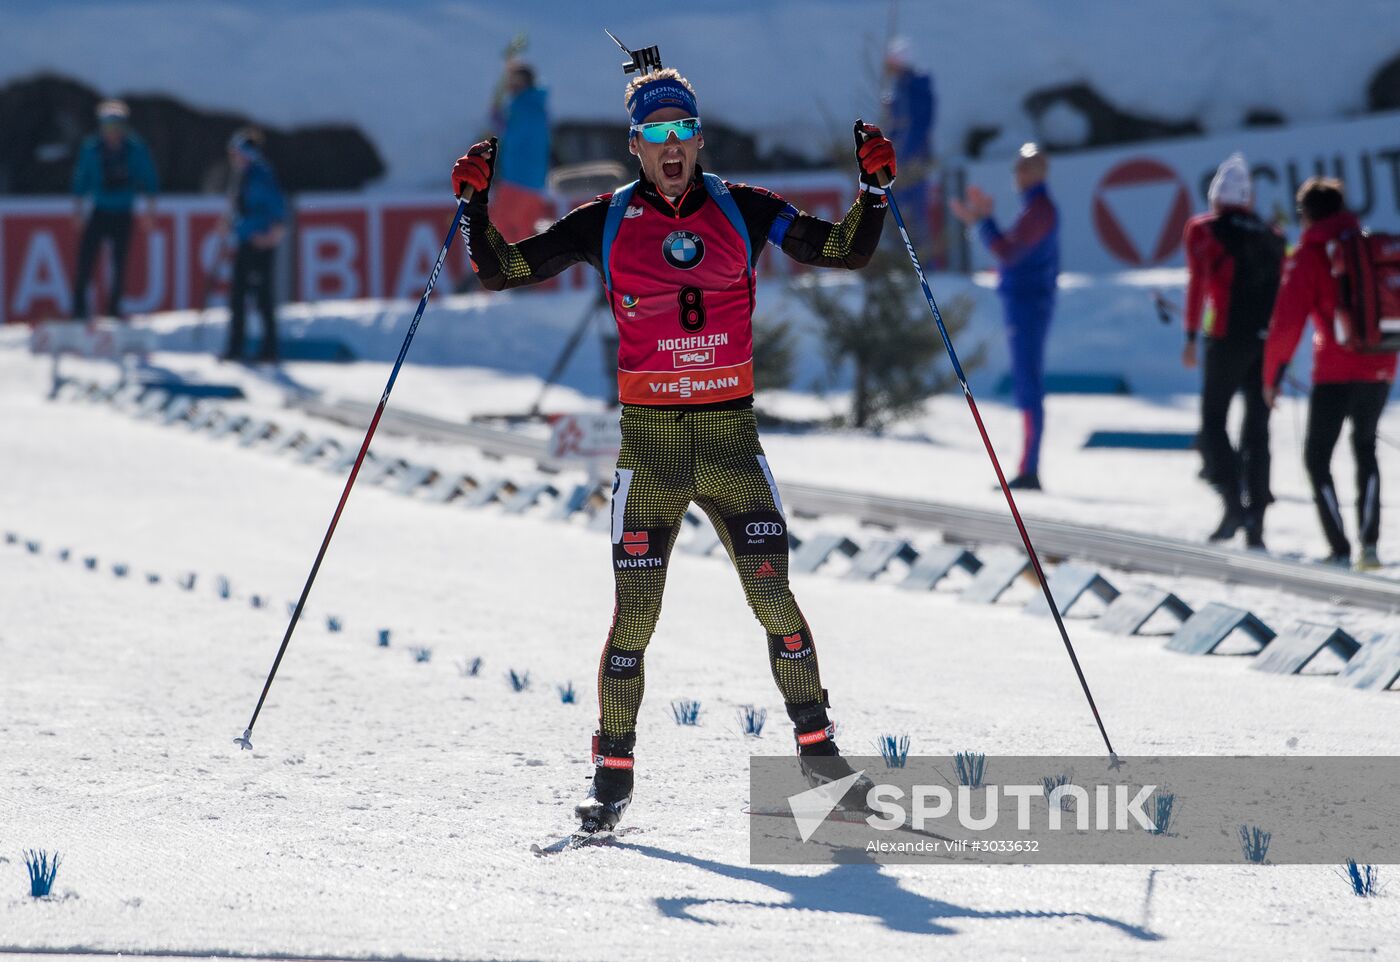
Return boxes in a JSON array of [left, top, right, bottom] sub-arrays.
[[452, 66, 896, 832]]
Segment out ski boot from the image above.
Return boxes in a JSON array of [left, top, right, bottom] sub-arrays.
[[574, 732, 634, 832], [1208, 502, 1246, 543], [1006, 472, 1042, 491], [787, 699, 875, 812], [1356, 544, 1382, 572], [1243, 511, 1266, 551]]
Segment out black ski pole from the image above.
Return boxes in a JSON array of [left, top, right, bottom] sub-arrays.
[[529, 287, 602, 416], [234, 188, 474, 751], [881, 180, 1121, 765]]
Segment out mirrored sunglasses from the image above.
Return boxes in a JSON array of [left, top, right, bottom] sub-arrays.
[[629, 117, 702, 144]]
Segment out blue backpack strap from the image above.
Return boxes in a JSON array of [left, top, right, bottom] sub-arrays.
[[702, 173, 753, 276], [600, 180, 638, 292]]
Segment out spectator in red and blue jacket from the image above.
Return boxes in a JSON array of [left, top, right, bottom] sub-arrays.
[[952, 144, 1059, 489]]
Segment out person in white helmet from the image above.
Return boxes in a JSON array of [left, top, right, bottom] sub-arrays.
[[1181, 152, 1285, 549]]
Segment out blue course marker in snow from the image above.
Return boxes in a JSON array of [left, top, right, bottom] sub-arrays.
[[1252, 621, 1358, 675], [1167, 603, 1275, 656], [1097, 586, 1193, 636], [960, 552, 1031, 605], [899, 545, 983, 592], [1023, 564, 1119, 617]]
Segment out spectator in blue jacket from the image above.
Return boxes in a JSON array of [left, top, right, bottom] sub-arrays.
[[491, 60, 551, 192], [951, 143, 1060, 489], [881, 38, 937, 258], [222, 128, 287, 363], [70, 99, 159, 319]]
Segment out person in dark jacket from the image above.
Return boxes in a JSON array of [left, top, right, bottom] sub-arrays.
[[1182, 153, 1285, 548], [1263, 178, 1397, 570], [951, 143, 1059, 489], [70, 99, 159, 320], [222, 128, 287, 363]]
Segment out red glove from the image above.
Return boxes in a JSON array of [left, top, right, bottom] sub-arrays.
[[854, 120, 896, 189], [451, 138, 497, 201]]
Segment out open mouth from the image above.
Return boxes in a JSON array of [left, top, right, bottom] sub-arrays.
[[662, 159, 683, 180]]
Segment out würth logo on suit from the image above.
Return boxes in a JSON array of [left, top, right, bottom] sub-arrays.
[[772, 629, 812, 660], [613, 528, 666, 570]]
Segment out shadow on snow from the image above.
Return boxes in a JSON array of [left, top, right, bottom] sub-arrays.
[[617, 841, 1162, 941]]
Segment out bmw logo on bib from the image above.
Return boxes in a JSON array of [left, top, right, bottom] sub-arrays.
[[663, 230, 705, 270]]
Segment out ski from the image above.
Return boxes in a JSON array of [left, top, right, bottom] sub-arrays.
[[531, 830, 610, 856], [532, 823, 638, 862]]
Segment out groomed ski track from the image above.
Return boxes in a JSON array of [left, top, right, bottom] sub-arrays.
[[4, 351, 1399, 961]]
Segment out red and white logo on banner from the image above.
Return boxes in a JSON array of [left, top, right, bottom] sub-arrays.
[[546, 413, 621, 461], [1091, 158, 1192, 267]]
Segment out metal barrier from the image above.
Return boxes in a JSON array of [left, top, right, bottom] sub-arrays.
[[291, 396, 1400, 614]]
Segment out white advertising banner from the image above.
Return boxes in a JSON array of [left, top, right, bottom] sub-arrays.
[[29, 319, 153, 358], [960, 111, 1400, 274], [546, 412, 621, 462]]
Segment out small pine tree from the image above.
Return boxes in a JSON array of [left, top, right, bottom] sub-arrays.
[[752, 315, 796, 392], [794, 245, 982, 429]]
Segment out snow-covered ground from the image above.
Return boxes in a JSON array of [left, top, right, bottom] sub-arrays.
[[5, 0, 1396, 186], [3, 309, 1400, 959]]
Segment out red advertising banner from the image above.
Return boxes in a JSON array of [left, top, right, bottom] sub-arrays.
[[0, 198, 225, 323], [188, 209, 233, 308], [378, 203, 470, 300], [0, 172, 902, 323], [294, 202, 370, 302], [1, 205, 79, 322]]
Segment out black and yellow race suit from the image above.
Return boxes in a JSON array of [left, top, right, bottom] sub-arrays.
[[466, 166, 887, 741]]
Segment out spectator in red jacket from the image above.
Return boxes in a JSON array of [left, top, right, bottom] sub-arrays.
[[1263, 177, 1397, 569], [1181, 153, 1285, 548]]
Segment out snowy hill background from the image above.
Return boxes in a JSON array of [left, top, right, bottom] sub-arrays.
[[3, 0, 1396, 188]]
